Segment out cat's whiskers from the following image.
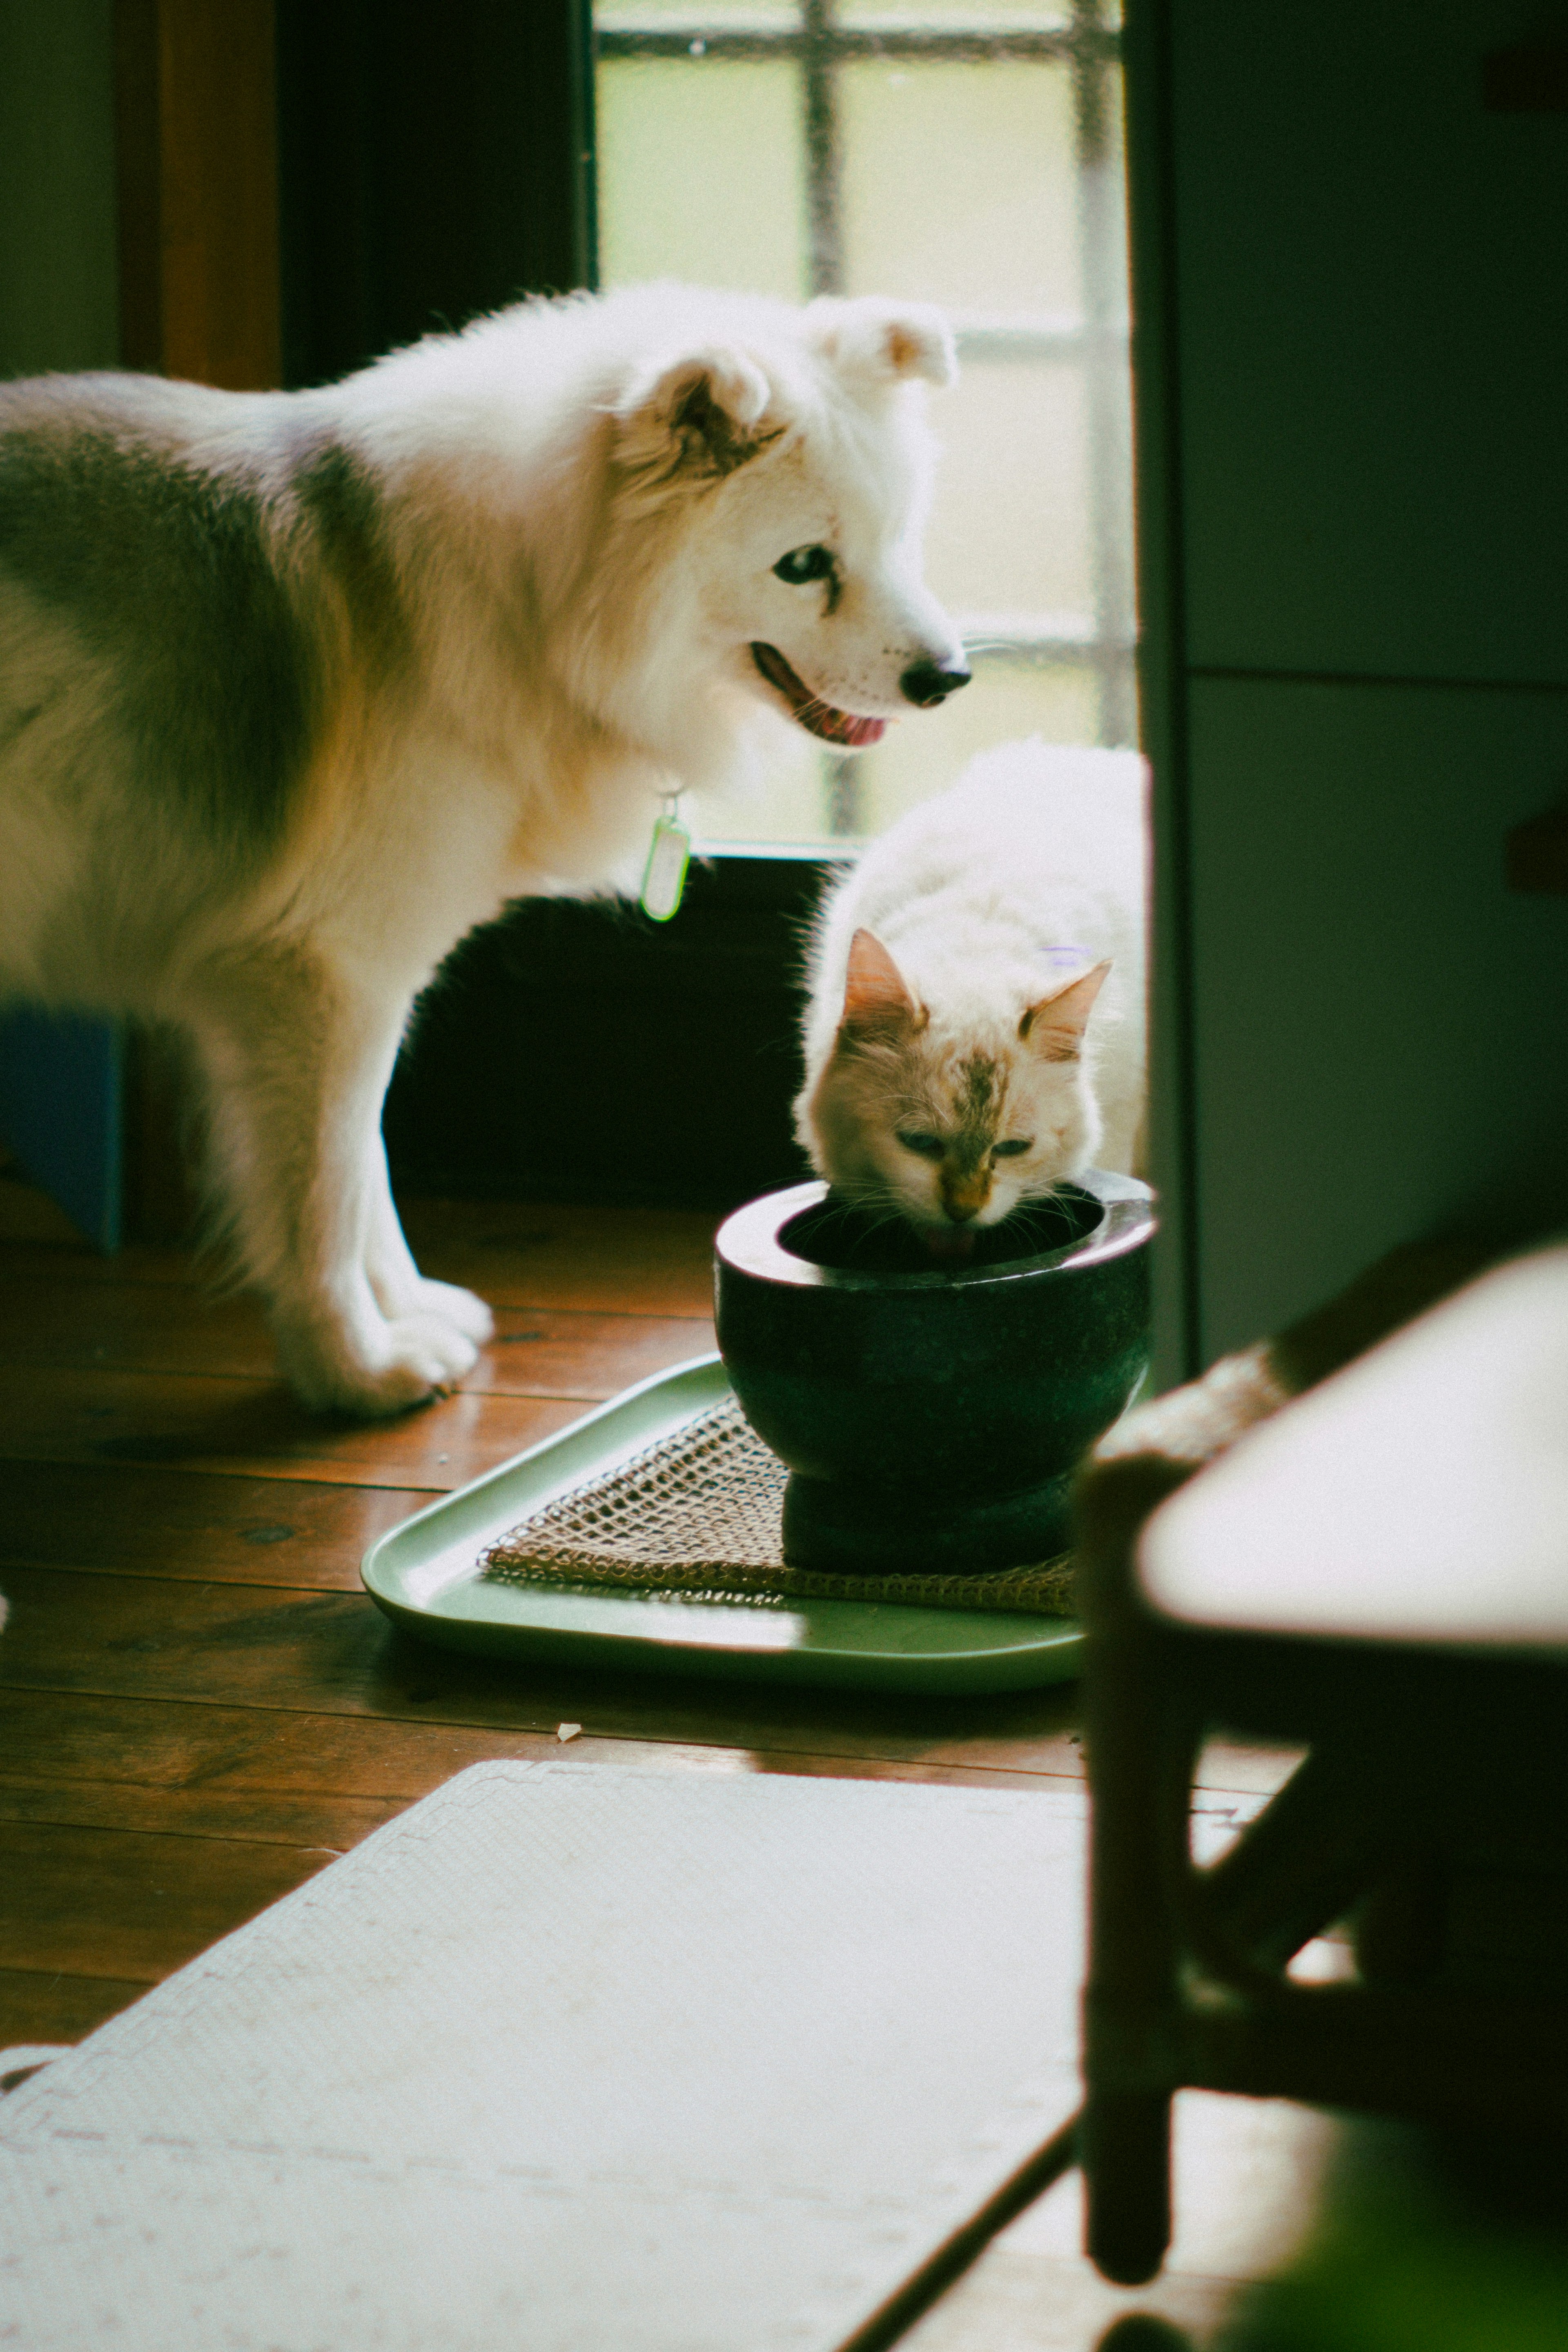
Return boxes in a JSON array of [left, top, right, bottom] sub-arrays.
[[840, 1189, 902, 1234], [828, 1182, 933, 1245]]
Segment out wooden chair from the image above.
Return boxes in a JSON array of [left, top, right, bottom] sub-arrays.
[[1074, 1239, 1568, 2286]]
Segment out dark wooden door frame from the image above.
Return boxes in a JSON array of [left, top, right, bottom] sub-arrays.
[[275, 0, 597, 390], [113, 0, 284, 1236]]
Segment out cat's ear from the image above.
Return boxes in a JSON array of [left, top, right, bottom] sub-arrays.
[[1019, 961, 1110, 1062], [840, 929, 920, 1036]]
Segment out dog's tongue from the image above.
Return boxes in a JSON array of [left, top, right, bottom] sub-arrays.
[[751, 644, 888, 748]]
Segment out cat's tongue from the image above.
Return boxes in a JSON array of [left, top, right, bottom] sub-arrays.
[[751, 644, 889, 748]]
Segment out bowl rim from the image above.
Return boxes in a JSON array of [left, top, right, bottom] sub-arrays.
[[715, 1169, 1154, 1294]]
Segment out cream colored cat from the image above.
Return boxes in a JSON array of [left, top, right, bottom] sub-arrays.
[[796, 738, 1146, 1241]]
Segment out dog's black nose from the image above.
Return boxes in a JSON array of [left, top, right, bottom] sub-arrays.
[[900, 659, 972, 708]]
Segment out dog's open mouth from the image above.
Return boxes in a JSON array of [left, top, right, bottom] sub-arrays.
[[750, 644, 889, 749]]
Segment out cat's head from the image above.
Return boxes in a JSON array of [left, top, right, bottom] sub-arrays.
[[797, 929, 1110, 1241]]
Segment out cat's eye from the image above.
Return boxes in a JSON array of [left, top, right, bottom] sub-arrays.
[[895, 1130, 946, 1160], [773, 544, 835, 585], [992, 1138, 1033, 1159]]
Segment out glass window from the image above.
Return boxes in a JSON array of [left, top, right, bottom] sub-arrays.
[[837, 58, 1080, 315], [593, 0, 1133, 842], [597, 60, 808, 297]]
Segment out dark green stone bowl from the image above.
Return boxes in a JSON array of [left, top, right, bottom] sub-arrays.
[[713, 1170, 1154, 1576]]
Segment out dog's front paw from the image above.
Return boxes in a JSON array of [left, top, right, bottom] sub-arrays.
[[367, 1268, 495, 1347], [280, 1314, 480, 1418], [404, 1277, 494, 1345]]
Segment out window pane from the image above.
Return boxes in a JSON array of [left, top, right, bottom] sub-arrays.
[[853, 661, 1102, 832], [838, 59, 1080, 317], [597, 60, 807, 298], [838, 2, 1070, 27], [924, 361, 1090, 617], [695, 666, 1099, 841], [598, 3, 800, 28]]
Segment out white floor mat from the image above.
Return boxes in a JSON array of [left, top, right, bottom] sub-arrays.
[[0, 1762, 1086, 2351]]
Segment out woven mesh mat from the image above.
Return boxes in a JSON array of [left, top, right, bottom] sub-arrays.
[[481, 1396, 1076, 1619]]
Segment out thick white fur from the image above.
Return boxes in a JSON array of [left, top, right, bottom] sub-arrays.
[[0, 285, 963, 1414], [797, 739, 1147, 1232]]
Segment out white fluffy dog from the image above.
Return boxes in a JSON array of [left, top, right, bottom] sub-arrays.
[[0, 285, 969, 1414]]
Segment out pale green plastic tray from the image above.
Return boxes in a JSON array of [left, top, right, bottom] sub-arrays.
[[361, 1354, 1083, 1695]]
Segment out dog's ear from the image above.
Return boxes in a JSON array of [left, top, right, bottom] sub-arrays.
[[806, 297, 957, 391], [615, 346, 781, 483]]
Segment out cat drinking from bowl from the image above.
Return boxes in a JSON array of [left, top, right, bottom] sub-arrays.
[[795, 737, 1145, 1252]]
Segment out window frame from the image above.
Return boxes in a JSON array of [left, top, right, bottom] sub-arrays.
[[595, 0, 1137, 794]]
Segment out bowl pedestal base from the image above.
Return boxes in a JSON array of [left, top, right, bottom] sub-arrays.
[[781, 1467, 1075, 1579]]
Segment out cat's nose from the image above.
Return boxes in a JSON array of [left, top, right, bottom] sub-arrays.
[[900, 659, 972, 708], [941, 1177, 989, 1223]]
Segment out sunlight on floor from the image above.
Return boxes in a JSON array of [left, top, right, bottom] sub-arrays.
[[902, 2093, 1341, 2352]]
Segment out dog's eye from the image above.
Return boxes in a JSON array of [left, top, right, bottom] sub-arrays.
[[896, 1131, 946, 1160], [992, 1139, 1033, 1159], [773, 544, 835, 585]]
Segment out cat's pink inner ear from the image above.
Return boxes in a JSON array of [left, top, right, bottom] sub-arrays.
[[1020, 960, 1111, 1061], [842, 929, 917, 1029]]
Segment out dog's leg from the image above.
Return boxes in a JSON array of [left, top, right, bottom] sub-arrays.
[[187, 944, 483, 1416], [363, 1130, 495, 1345]]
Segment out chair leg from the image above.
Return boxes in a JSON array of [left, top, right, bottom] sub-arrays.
[[1203, 1741, 1420, 1971], [1082, 1622, 1187, 2285], [1082, 2088, 1174, 2287]]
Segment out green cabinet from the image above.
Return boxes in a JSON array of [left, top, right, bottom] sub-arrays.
[[1131, 0, 1568, 1371]]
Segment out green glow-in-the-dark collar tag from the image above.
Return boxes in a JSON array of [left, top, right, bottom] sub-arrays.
[[639, 797, 691, 922]]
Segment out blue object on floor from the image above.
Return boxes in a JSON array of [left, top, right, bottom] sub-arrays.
[[0, 1007, 123, 1251]]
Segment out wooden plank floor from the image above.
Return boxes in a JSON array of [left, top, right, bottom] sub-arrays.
[[0, 1167, 1325, 2349]]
